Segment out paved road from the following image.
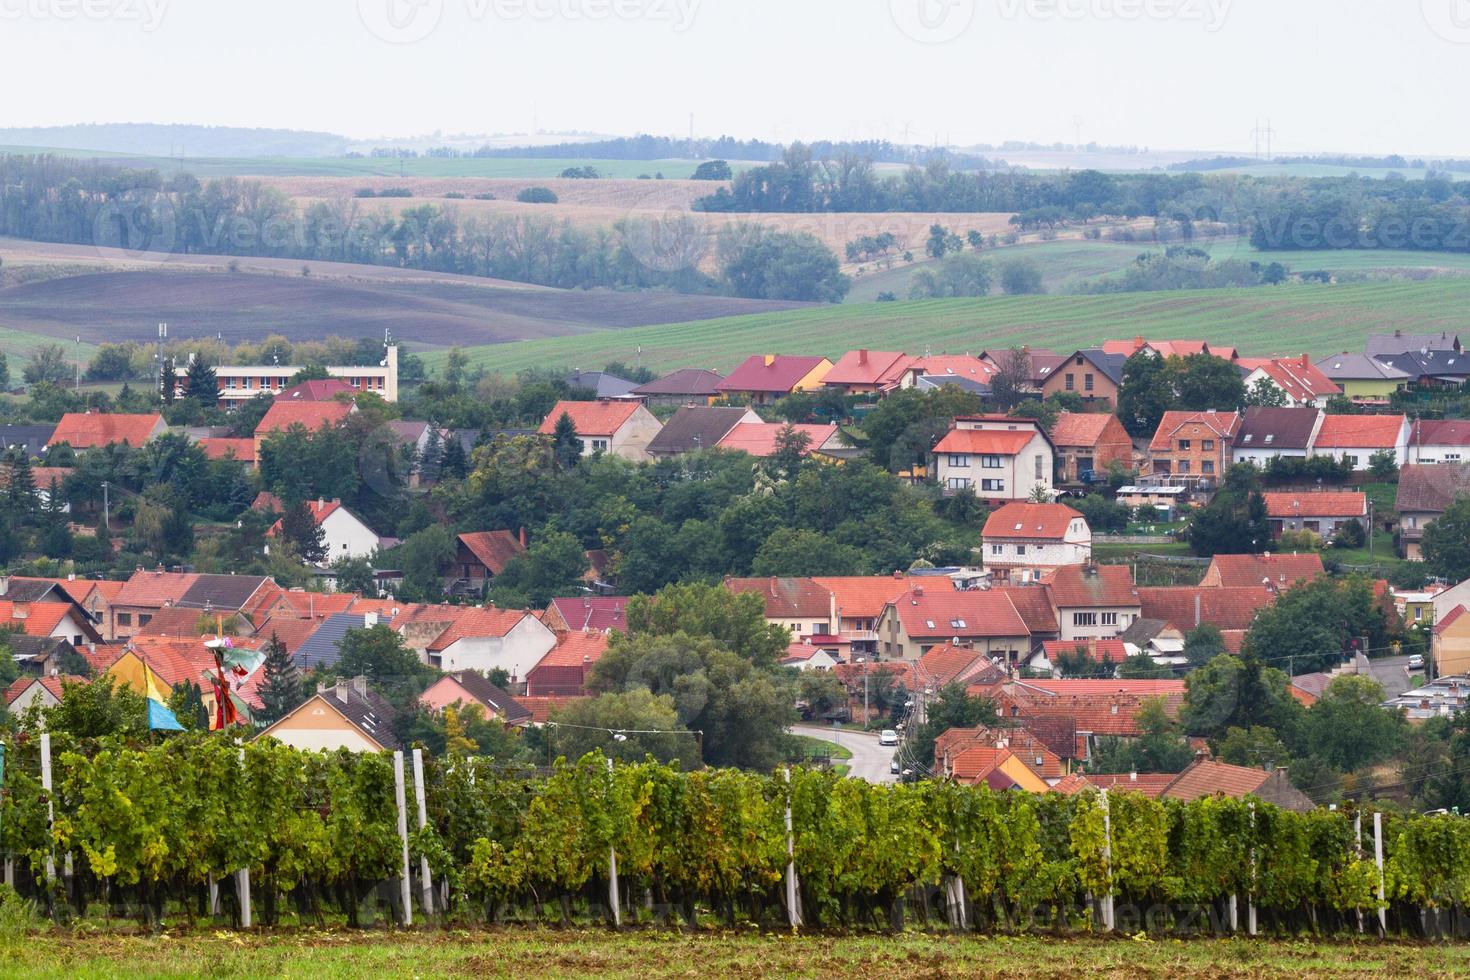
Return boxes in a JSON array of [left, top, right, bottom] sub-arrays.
[[1356, 654, 1424, 700], [793, 724, 898, 784]]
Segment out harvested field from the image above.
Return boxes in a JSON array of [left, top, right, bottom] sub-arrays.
[[0, 267, 812, 348], [257, 176, 717, 210]]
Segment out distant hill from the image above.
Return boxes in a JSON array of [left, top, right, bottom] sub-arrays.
[[0, 124, 348, 158]]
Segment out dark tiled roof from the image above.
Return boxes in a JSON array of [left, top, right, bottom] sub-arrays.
[[1232, 407, 1321, 451], [1365, 331, 1461, 357], [1067, 349, 1127, 385], [1, 579, 70, 603], [567, 372, 640, 398], [319, 681, 399, 751], [647, 406, 755, 455], [1396, 463, 1470, 514], [0, 424, 58, 455], [177, 574, 271, 612], [294, 614, 369, 670], [725, 577, 832, 619], [631, 369, 725, 397], [449, 670, 532, 724]]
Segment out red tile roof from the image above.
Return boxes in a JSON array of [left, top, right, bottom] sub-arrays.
[[822, 350, 913, 388], [1046, 565, 1139, 609], [945, 744, 1013, 783], [1249, 356, 1341, 403], [546, 596, 630, 632], [0, 600, 87, 638], [1203, 553, 1325, 589], [276, 379, 355, 402], [1148, 411, 1241, 452], [1263, 491, 1367, 519], [715, 423, 838, 457], [48, 412, 163, 449], [197, 438, 257, 463], [725, 577, 832, 619], [1161, 758, 1272, 802], [1065, 772, 1177, 797], [1435, 605, 1467, 636], [715, 355, 829, 394], [1313, 414, 1406, 449], [266, 499, 348, 537], [905, 355, 996, 384], [1136, 586, 1274, 632], [995, 586, 1061, 634], [814, 576, 927, 620], [933, 429, 1036, 456], [427, 607, 535, 652], [514, 694, 589, 724], [253, 616, 326, 655], [915, 643, 1000, 688], [1413, 419, 1470, 447], [537, 399, 642, 437], [1049, 412, 1116, 448], [121, 638, 220, 689], [458, 531, 525, 575], [268, 590, 359, 620], [534, 630, 610, 670], [982, 502, 1084, 540], [256, 400, 353, 436], [889, 587, 1029, 640]]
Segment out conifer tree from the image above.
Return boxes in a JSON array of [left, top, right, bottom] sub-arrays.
[[257, 633, 303, 724]]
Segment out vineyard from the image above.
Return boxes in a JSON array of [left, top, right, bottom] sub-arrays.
[[1, 732, 1469, 940]]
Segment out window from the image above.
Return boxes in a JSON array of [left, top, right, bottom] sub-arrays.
[[981, 455, 1002, 469], [138, 614, 152, 626], [1344, 455, 1359, 467], [117, 612, 132, 627], [991, 544, 1004, 556], [1016, 544, 1027, 556], [981, 479, 1005, 492], [1178, 460, 1191, 474], [1084, 373, 1094, 392], [1072, 612, 1097, 627], [1447, 453, 1462, 462], [947, 477, 973, 490], [950, 618, 968, 629], [1415, 607, 1425, 621], [1202, 461, 1215, 474], [1202, 439, 1214, 451], [1177, 439, 1191, 451], [1264, 434, 1275, 444], [1035, 454, 1045, 480], [591, 439, 610, 453], [1101, 612, 1117, 626], [947, 453, 971, 467], [1065, 373, 1075, 391]]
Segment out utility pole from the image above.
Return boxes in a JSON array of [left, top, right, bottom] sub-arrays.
[[75, 336, 81, 393], [101, 481, 109, 532]]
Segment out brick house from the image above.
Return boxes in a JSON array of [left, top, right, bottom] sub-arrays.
[[1050, 411, 1134, 483], [1149, 410, 1241, 483]]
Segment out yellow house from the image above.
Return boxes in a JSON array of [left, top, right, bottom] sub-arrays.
[[257, 677, 396, 752], [1314, 354, 1410, 404], [946, 744, 1051, 792], [713, 355, 834, 405], [1433, 605, 1470, 677]]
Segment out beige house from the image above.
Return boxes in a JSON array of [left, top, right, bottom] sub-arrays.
[[538, 400, 663, 461], [257, 677, 397, 752], [933, 415, 1055, 502], [1434, 605, 1470, 677]]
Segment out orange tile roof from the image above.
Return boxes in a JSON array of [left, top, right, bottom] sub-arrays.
[[915, 643, 1000, 688], [725, 577, 832, 619], [946, 744, 1013, 783], [1071, 772, 1177, 798], [266, 499, 346, 536], [534, 630, 610, 670], [1041, 638, 1129, 664], [1136, 586, 1273, 632], [823, 350, 913, 387], [1148, 411, 1241, 452], [1046, 565, 1139, 608], [256, 400, 353, 436], [537, 400, 641, 437], [1250, 357, 1341, 403], [4, 674, 84, 707], [938, 726, 1064, 778], [1263, 491, 1367, 519], [0, 601, 83, 637], [253, 616, 325, 655], [1435, 605, 1467, 636], [458, 531, 526, 575], [1161, 759, 1272, 802], [197, 437, 257, 463], [514, 694, 589, 724], [905, 355, 996, 382], [983, 502, 1084, 540], [1203, 553, 1325, 589], [269, 591, 359, 620], [933, 429, 1035, 455], [121, 638, 219, 689], [814, 576, 927, 620], [1049, 412, 1115, 448], [1313, 414, 1406, 449], [135, 605, 215, 637], [995, 586, 1061, 634], [114, 570, 201, 608], [427, 607, 535, 652], [889, 587, 1029, 640], [48, 412, 164, 449], [715, 423, 838, 457]]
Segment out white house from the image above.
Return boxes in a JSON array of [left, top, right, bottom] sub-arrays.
[[1231, 407, 1323, 468], [1240, 356, 1341, 408], [537, 400, 664, 462], [933, 415, 1055, 502], [1309, 414, 1411, 468], [782, 643, 840, 671], [1409, 420, 1470, 465], [981, 502, 1091, 584], [268, 499, 382, 561], [424, 607, 558, 681]]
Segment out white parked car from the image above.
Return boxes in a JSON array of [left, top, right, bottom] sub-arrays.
[[879, 729, 899, 746], [1408, 654, 1425, 670]]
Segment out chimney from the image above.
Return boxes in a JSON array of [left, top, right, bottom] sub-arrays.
[[334, 679, 350, 703], [316, 498, 324, 509], [859, 349, 869, 365], [351, 675, 369, 697], [1194, 593, 1202, 627], [363, 612, 378, 627], [764, 354, 775, 367], [1129, 771, 1137, 782], [1299, 354, 1310, 369]]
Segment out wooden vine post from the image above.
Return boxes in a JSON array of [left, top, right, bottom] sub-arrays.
[[412, 749, 434, 917], [393, 750, 412, 927]]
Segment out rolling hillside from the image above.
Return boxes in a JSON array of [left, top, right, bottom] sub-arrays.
[[427, 278, 1470, 375]]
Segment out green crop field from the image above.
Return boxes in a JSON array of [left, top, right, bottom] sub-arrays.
[[3, 928, 1466, 979], [846, 238, 1470, 303], [427, 277, 1470, 377], [0, 146, 704, 180]]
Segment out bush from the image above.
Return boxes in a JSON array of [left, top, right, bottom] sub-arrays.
[[1278, 529, 1323, 551], [516, 186, 559, 204], [1332, 520, 1367, 549], [692, 159, 733, 181]]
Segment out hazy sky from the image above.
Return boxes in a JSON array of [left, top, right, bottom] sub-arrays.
[[3, 0, 1469, 155]]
